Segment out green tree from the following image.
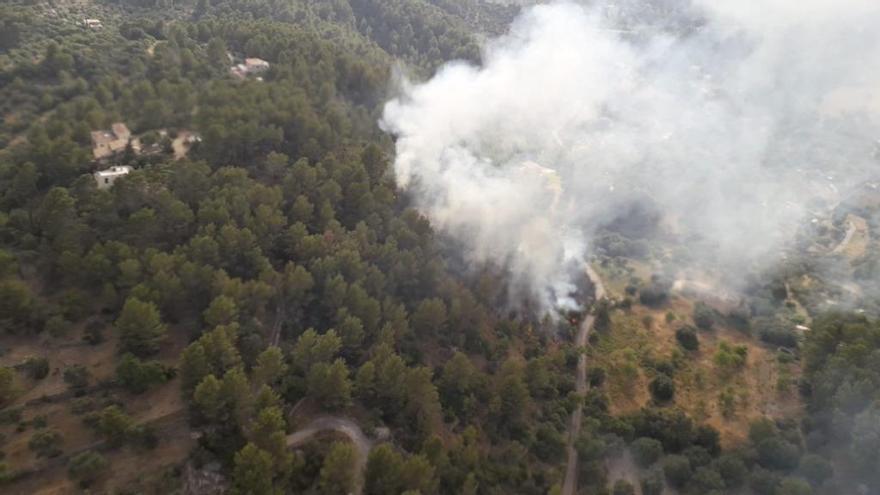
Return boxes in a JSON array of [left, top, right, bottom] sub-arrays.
[[96, 405, 133, 447], [29, 429, 63, 458], [252, 347, 286, 387], [307, 358, 352, 410], [116, 354, 169, 394], [649, 374, 675, 403], [116, 297, 166, 357], [612, 479, 635, 495], [319, 442, 357, 495], [675, 326, 699, 351], [365, 443, 405, 495], [0, 367, 15, 405], [67, 451, 108, 487], [204, 295, 239, 327], [232, 443, 278, 495], [662, 455, 692, 488], [631, 437, 663, 467]]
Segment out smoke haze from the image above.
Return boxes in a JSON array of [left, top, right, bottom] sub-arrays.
[[381, 0, 880, 311]]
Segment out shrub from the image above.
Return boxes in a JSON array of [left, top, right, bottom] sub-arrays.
[[716, 453, 748, 488], [798, 453, 833, 486], [63, 365, 90, 395], [29, 429, 62, 458], [662, 455, 692, 488], [68, 451, 108, 487], [116, 354, 171, 394], [640, 467, 664, 495], [612, 479, 635, 495], [754, 318, 798, 348], [649, 375, 675, 403], [639, 282, 669, 307], [675, 326, 699, 351], [693, 302, 715, 330], [631, 437, 663, 467], [587, 367, 606, 387], [23, 356, 49, 380]]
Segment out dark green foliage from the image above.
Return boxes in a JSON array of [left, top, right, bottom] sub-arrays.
[[662, 454, 692, 488], [116, 298, 166, 357], [798, 453, 833, 486], [29, 429, 63, 458], [693, 301, 716, 330], [0, 367, 15, 405], [631, 437, 663, 467], [23, 356, 49, 379], [67, 451, 108, 487], [675, 325, 700, 351], [639, 277, 670, 307], [587, 366, 606, 387], [754, 317, 798, 348], [116, 354, 171, 394], [716, 453, 748, 488], [640, 467, 664, 495], [648, 374, 675, 403], [611, 479, 635, 495], [63, 365, 91, 395]]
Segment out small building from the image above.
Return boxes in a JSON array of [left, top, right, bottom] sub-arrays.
[[230, 57, 270, 79], [244, 58, 270, 73], [91, 122, 140, 160], [94, 166, 132, 189], [83, 18, 102, 29]]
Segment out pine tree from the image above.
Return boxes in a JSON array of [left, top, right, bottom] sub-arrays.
[[116, 297, 166, 357]]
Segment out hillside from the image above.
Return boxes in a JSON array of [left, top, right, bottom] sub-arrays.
[[1, 1, 879, 495]]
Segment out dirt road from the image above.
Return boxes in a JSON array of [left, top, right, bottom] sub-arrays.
[[286, 416, 373, 494], [562, 264, 605, 495]]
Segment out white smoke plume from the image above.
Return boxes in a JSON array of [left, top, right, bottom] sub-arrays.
[[381, 0, 880, 311]]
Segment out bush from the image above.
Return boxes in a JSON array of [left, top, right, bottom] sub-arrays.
[[23, 356, 49, 380], [716, 453, 748, 488], [777, 477, 813, 495], [640, 467, 664, 495], [693, 302, 715, 330], [29, 429, 62, 458], [68, 451, 108, 487], [798, 453, 833, 486], [116, 354, 171, 394], [690, 465, 725, 492], [587, 367, 606, 387], [639, 282, 669, 307], [754, 318, 798, 348], [662, 454, 692, 488], [631, 437, 663, 467], [612, 479, 635, 495], [649, 375, 675, 403], [63, 365, 90, 395], [756, 437, 801, 471], [675, 326, 699, 351]]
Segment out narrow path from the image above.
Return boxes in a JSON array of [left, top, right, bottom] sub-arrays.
[[286, 416, 374, 495], [562, 264, 605, 495]]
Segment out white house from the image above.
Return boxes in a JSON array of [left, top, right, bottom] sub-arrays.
[[94, 166, 132, 189]]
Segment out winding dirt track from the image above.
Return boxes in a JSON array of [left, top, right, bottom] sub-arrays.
[[562, 264, 605, 495], [286, 416, 373, 494]]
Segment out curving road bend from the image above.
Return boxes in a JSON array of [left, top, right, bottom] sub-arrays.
[[562, 264, 606, 495], [286, 416, 373, 494]]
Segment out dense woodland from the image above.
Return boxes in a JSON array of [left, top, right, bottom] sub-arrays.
[[0, 1, 878, 494]]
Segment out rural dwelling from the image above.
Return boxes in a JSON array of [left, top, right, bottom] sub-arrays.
[[83, 18, 102, 29], [94, 166, 132, 189], [91, 122, 140, 160], [230, 57, 270, 79]]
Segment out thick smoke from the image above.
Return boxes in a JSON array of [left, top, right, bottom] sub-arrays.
[[381, 0, 880, 311]]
